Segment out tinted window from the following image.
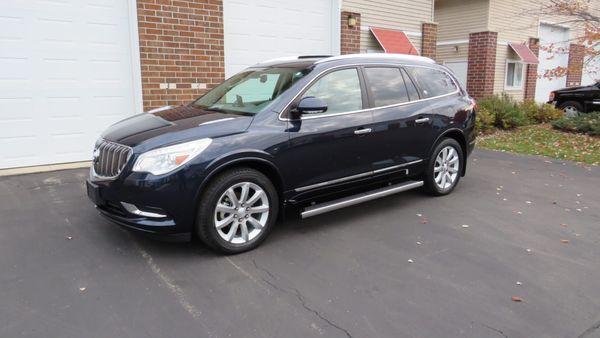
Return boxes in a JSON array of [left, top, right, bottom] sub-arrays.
[[364, 67, 409, 107], [193, 67, 310, 115], [302, 68, 362, 115], [407, 67, 457, 98], [401, 68, 420, 101]]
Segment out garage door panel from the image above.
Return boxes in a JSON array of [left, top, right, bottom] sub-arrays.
[[223, 0, 338, 77], [535, 24, 569, 103], [0, 1, 138, 169]]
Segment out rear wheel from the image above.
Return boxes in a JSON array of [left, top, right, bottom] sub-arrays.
[[423, 138, 464, 196], [196, 168, 278, 254], [559, 101, 583, 117]]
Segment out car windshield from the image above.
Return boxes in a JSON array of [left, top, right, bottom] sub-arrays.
[[193, 67, 311, 115]]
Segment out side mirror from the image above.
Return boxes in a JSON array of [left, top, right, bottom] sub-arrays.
[[293, 97, 328, 117]]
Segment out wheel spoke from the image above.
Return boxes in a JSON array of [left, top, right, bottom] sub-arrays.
[[447, 148, 455, 160], [435, 173, 443, 183], [445, 172, 453, 182], [248, 216, 263, 230], [216, 214, 235, 229], [448, 157, 458, 164], [225, 188, 239, 208], [440, 173, 447, 188], [227, 222, 239, 242], [442, 148, 448, 162], [249, 204, 269, 213], [434, 166, 443, 173], [240, 222, 249, 242], [239, 183, 250, 204], [216, 203, 236, 214], [448, 166, 458, 174], [246, 190, 264, 206]]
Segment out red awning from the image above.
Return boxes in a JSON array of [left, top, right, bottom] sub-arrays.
[[370, 27, 419, 55], [508, 42, 539, 64]]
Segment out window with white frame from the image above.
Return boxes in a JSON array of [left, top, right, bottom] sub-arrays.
[[505, 60, 524, 89]]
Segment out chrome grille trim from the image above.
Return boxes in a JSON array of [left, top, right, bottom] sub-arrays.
[[92, 140, 132, 180]]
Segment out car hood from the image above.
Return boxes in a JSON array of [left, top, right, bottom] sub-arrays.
[[101, 105, 253, 150], [556, 84, 595, 93]]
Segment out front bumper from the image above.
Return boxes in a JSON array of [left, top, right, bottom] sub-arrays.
[[86, 168, 204, 241]]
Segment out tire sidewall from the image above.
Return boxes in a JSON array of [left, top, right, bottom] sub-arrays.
[[196, 169, 278, 254], [425, 138, 463, 195]]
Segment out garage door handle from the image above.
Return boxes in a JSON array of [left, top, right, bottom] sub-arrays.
[[354, 128, 372, 135], [415, 117, 430, 124]]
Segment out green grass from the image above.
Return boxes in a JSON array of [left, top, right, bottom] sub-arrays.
[[477, 124, 600, 165]]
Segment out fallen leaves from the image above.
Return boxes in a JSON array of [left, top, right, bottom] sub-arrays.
[[560, 239, 570, 244], [461, 224, 470, 228], [511, 296, 524, 302]]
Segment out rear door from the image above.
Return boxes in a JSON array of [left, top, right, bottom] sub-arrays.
[[365, 66, 434, 175], [281, 67, 376, 192]]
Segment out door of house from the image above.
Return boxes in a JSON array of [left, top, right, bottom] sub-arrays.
[[535, 23, 570, 103]]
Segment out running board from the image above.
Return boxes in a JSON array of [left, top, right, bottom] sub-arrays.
[[301, 180, 424, 219]]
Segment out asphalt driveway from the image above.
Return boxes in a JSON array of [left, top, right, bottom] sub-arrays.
[[1, 149, 599, 338]]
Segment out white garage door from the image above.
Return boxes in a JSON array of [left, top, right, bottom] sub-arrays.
[[444, 60, 468, 88], [535, 23, 570, 103], [223, 0, 340, 78], [0, 1, 140, 169]]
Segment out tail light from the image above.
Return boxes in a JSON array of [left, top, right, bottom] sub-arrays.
[[549, 91, 555, 101]]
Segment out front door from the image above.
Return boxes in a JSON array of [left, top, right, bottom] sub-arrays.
[[281, 67, 376, 192]]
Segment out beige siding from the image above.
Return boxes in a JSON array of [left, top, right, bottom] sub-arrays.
[[435, 0, 489, 42], [437, 43, 469, 62], [342, 0, 434, 53]]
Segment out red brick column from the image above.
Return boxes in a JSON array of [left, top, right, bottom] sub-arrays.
[[137, 0, 225, 111], [566, 43, 584, 87], [340, 11, 361, 55], [524, 37, 539, 101], [421, 22, 437, 59], [467, 31, 497, 99]]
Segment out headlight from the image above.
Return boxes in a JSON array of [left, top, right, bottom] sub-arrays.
[[132, 138, 212, 175]]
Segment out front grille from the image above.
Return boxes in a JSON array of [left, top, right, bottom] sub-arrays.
[[93, 140, 132, 178]]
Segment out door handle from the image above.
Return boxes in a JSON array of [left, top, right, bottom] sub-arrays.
[[354, 128, 372, 135], [415, 117, 430, 124]]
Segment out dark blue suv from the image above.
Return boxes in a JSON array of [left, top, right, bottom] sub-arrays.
[[86, 54, 476, 254]]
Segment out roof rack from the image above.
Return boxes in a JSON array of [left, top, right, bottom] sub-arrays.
[[315, 53, 436, 64]]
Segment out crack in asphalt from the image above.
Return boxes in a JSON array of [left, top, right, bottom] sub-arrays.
[[473, 321, 508, 338], [252, 259, 353, 338], [578, 318, 600, 338]]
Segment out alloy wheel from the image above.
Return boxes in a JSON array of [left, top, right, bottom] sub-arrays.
[[434, 146, 460, 190], [214, 182, 269, 244], [563, 106, 580, 118]]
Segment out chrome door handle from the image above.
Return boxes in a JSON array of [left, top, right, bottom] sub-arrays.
[[415, 117, 430, 124], [354, 128, 372, 135]]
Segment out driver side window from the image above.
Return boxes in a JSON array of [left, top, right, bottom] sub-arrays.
[[301, 68, 363, 115]]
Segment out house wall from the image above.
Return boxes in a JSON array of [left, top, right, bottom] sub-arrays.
[[435, 0, 489, 42], [342, 0, 434, 53]]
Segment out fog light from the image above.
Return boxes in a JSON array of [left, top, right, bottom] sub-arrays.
[[121, 202, 167, 218]]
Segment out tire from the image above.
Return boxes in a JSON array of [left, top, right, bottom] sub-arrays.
[[559, 101, 583, 117], [196, 167, 279, 254], [423, 138, 464, 196]]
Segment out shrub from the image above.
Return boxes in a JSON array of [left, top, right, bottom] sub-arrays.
[[477, 93, 528, 129], [475, 107, 495, 134], [521, 100, 563, 123], [551, 112, 600, 136]]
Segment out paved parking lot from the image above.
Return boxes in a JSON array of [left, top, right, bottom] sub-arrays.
[[1, 149, 599, 338]]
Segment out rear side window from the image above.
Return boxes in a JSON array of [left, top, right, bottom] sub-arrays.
[[302, 68, 363, 115], [407, 67, 457, 98], [364, 67, 409, 107], [401, 68, 420, 101]]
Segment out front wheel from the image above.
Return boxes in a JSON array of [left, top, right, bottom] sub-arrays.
[[423, 138, 464, 196], [196, 168, 278, 254], [559, 101, 583, 117]]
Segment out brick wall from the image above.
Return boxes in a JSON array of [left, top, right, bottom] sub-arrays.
[[340, 11, 361, 55], [524, 37, 539, 101], [136, 0, 225, 111], [466, 31, 497, 99], [421, 22, 437, 60], [566, 43, 584, 87]]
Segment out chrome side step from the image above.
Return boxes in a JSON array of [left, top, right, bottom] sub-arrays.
[[300, 180, 424, 219]]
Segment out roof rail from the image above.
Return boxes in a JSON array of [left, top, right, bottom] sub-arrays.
[[315, 53, 436, 64]]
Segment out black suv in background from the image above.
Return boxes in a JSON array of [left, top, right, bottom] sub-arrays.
[[86, 54, 476, 254], [549, 81, 600, 116]]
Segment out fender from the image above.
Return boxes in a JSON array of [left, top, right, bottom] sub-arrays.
[[428, 128, 468, 176]]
